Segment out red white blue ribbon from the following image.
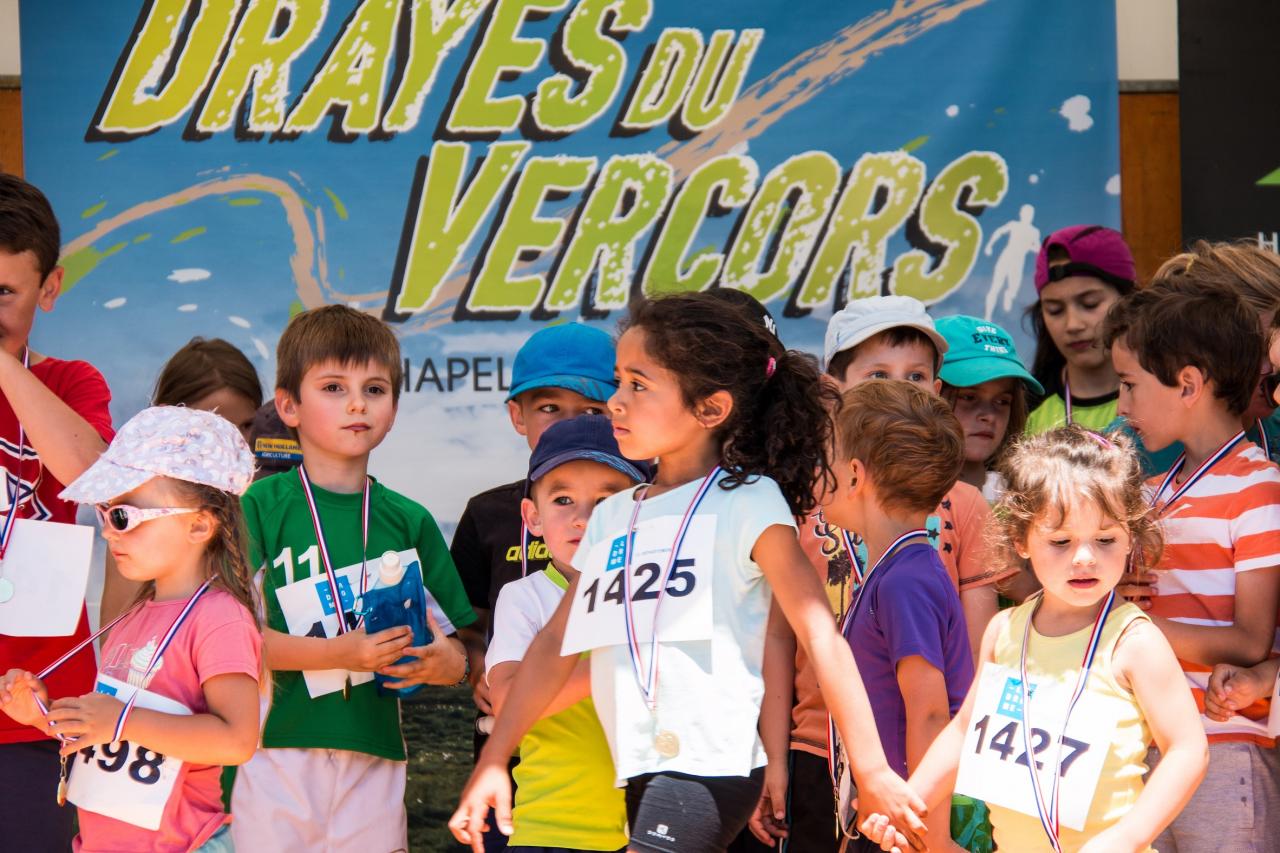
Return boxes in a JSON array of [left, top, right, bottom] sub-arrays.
[[828, 528, 929, 783], [0, 348, 31, 563], [620, 467, 720, 711], [1150, 429, 1246, 512], [839, 528, 866, 590], [34, 580, 211, 745], [1018, 589, 1114, 852], [297, 466, 370, 632]]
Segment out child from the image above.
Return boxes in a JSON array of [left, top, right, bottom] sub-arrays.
[[0, 406, 262, 852], [486, 414, 649, 852], [101, 338, 265, 625], [1103, 279, 1280, 850], [450, 292, 928, 853], [820, 380, 974, 852], [936, 315, 1042, 501], [0, 173, 116, 850], [862, 426, 1208, 852], [1024, 225, 1136, 434], [229, 305, 477, 851]]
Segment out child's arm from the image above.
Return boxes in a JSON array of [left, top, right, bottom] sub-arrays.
[[377, 611, 469, 688], [45, 673, 261, 765], [753, 525, 927, 849], [0, 669, 50, 730], [1150, 567, 1280, 666], [263, 624, 414, 672], [0, 353, 107, 485], [1079, 619, 1208, 852], [959, 585, 998, 663], [488, 657, 590, 720], [897, 656, 960, 852], [750, 601, 796, 846], [1205, 657, 1280, 721], [451, 579, 582, 850]]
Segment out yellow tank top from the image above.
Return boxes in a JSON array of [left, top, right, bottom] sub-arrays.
[[988, 598, 1153, 853]]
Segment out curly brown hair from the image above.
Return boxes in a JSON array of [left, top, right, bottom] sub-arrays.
[[990, 426, 1163, 581], [621, 291, 839, 515]]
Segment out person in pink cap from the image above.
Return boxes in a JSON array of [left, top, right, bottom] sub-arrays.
[[1025, 225, 1137, 435], [0, 406, 262, 853]]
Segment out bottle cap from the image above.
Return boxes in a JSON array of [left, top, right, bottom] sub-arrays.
[[380, 550, 404, 586]]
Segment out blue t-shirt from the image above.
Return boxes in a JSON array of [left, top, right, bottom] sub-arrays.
[[842, 542, 973, 778]]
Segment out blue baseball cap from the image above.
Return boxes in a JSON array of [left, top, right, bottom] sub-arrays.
[[526, 415, 650, 493], [936, 315, 1043, 395], [507, 323, 617, 403]]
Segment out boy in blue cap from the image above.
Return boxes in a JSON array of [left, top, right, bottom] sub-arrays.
[[485, 414, 648, 852], [452, 323, 617, 848]]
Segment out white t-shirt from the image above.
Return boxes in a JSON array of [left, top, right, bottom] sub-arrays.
[[486, 569, 565, 674], [565, 473, 794, 783]]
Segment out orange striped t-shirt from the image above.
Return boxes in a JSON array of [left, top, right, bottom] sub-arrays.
[[1147, 440, 1280, 746]]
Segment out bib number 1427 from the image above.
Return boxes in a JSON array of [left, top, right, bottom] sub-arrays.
[[581, 559, 697, 612], [971, 714, 1090, 777]]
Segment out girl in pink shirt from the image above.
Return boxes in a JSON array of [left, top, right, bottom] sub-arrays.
[[0, 406, 262, 853]]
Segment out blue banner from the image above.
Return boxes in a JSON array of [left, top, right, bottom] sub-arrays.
[[19, 0, 1119, 528]]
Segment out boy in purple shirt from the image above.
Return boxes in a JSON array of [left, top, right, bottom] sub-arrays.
[[821, 380, 974, 852]]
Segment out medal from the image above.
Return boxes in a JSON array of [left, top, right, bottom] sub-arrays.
[[654, 730, 680, 758], [56, 754, 67, 806], [342, 675, 351, 702]]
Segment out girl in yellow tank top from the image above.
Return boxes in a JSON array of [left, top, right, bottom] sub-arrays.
[[859, 426, 1208, 852]]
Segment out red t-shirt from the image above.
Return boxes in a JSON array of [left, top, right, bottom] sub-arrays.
[[0, 356, 114, 745]]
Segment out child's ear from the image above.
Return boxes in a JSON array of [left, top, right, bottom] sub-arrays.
[[932, 377, 943, 396], [520, 497, 543, 537], [187, 510, 217, 546], [846, 458, 867, 496], [37, 267, 63, 313], [695, 390, 734, 429], [275, 388, 301, 428], [1177, 365, 1205, 404], [508, 399, 529, 437]]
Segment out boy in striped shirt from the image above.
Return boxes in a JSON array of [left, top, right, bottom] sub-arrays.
[[1105, 278, 1280, 852]]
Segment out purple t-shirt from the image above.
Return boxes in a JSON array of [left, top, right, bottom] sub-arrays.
[[842, 542, 973, 778]]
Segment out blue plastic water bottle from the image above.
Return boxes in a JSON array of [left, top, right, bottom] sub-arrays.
[[365, 551, 432, 698]]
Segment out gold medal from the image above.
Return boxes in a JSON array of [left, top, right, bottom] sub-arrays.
[[654, 729, 680, 758], [342, 675, 351, 701], [56, 754, 68, 806]]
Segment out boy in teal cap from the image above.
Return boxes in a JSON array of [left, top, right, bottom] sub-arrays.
[[936, 315, 1043, 501]]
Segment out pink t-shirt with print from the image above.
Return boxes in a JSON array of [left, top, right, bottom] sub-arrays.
[[74, 588, 261, 853]]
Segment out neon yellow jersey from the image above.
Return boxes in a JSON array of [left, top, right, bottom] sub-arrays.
[[1025, 392, 1118, 436]]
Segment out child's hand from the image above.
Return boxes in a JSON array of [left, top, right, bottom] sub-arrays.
[[379, 613, 467, 688], [1078, 825, 1144, 853], [449, 758, 514, 853], [1117, 568, 1158, 611], [857, 812, 910, 852], [335, 624, 414, 672], [854, 766, 927, 851], [0, 669, 49, 729], [1205, 662, 1271, 721], [46, 692, 125, 756], [747, 759, 789, 845]]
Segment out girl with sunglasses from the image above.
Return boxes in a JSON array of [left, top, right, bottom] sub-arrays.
[[0, 406, 261, 853]]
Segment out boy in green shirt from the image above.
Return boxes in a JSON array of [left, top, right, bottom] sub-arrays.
[[230, 305, 476, 851], [485, 414, 649, 852]]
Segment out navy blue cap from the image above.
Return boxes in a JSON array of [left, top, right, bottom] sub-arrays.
[[507, 323, 618, 403], [526, 415, 650, 493]]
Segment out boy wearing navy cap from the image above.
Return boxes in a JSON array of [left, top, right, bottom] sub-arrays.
[[485, 415, 648, 852]]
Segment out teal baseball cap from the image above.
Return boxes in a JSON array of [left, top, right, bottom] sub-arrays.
[[506, 322, 618, 403], [936, 315, 1043, 395]]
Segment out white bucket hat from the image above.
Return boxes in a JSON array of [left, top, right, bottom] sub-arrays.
[[61, 406, 256, 504], [822, 295, 949, 371]]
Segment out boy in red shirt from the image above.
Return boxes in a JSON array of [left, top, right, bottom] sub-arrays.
[[0, 174, 115, 850]]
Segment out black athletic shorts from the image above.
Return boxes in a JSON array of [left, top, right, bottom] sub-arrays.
[[626, 767, 765, 853]]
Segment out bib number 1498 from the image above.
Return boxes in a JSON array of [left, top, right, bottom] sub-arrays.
[[971, 714, 1090, 777], [581, 559, 697, 613]]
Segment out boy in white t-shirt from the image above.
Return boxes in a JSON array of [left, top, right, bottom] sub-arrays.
[[486, 415, 649, 852]]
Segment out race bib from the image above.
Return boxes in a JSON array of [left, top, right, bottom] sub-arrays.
[[954, 664, 1119, 831], [66, 674, 191, 830], [274, 548, 453, 698], [562, 514, 715, 655], [0, 518, 94, 636]]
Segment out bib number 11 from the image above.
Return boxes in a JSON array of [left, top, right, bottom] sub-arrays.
[[971, 714, 1090, 777], [582, 559, 697, 613]]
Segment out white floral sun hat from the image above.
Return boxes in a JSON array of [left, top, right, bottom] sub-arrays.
[[61, 406, 256, 504]]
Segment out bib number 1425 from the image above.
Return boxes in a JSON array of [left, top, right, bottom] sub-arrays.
[[581, 559, 697, 612]]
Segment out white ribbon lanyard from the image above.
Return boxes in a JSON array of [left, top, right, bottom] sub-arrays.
[[1018, 590, 1114, 852], [621, 467, 720, 713], [1150, 430, 1247, 512], [0, 348, 32, 604]]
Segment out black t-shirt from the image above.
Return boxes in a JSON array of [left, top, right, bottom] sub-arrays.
[[450, 479, 550, 629]]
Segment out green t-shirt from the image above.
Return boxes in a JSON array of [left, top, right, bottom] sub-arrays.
[[246, 470, 476, 760], [1024, 390, 1119, 436], [487, 567, 627, 850]]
